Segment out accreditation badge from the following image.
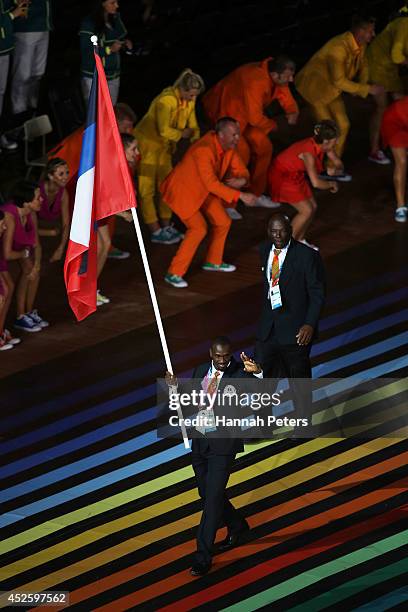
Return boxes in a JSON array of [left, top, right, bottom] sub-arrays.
[[270, 283, 282, 310], [194, 408, 217, 435]]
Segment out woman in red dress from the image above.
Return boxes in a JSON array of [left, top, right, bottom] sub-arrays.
[[267, 120, 341, 249], [381, 96, 408, 222]]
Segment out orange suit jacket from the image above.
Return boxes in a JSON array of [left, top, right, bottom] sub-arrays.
[[160, 132, 249, 220], [202, 58, 298, 134]]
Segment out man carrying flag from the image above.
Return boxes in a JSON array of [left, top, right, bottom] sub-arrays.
[[64, 38, 136, 322]]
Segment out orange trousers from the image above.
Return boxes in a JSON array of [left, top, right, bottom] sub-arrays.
[[237, 126, 273, 197], [168, 196, 232, 277]]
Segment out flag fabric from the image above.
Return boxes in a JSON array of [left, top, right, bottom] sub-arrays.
[[64, 50, 136, 321]]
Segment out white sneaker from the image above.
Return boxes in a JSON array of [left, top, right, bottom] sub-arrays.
[[300, 238, 319, 251], [395, 206, 408, 223], [0, 134, 18, 151], [0, 337, 13, 351], [253, 195, 281, 208], [97, 290, 110, 306], [226, 207, 243, 220]]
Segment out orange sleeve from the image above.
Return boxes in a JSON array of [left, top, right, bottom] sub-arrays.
[[228, 150, 250, 183], [272, 84, 299, 115], [244, 79, 277, 133], [192, 147, 241, 203]]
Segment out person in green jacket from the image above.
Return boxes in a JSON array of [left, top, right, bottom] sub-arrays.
[[79, 0, 132, 105], [10, 0, 52, 116], [0, 0, 26, 149]]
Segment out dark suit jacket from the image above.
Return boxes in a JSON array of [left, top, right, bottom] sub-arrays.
[[191, 357, 257, 455], [257, 239, 326, 344]]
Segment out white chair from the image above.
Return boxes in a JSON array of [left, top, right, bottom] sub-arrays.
[[24, 114, 53, 178]]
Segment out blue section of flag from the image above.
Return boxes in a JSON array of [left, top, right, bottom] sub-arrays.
[[77, 66, 97, 178]]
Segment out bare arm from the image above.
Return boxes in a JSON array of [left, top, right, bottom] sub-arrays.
[[50, 190, 70, 262], [3, 213, 25, 260], [301, 152, 337, 192]]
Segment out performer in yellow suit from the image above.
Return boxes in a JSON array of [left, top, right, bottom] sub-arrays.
[[367, 10, 408, 164], [134, 69, 205, 244], [295, 13, 384, 180]]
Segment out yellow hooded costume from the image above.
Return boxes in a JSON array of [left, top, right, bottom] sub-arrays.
[[134, 86, 200, 225]]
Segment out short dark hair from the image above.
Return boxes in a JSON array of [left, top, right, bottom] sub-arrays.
[[215, 116, 239, 132], [351, 13, 376, 30], [268, 55, 296, 74], [8, 179, 38, 208], [211, 336, 232, 350], [313, 120, 339, 143], [121, 132, 136, 149], [268, 212, 291, 229], [114, 102, 137, 126]]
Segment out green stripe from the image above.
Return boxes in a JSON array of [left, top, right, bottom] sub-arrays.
[[288, 557, 408, 612], [222, 531, 408, 612]]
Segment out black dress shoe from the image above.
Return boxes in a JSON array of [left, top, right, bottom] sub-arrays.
[[190, 562, 211, 576], [218, 523, 250, 552]]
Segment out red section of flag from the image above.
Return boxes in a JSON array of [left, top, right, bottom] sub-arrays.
[[64, 51, 137, 322]]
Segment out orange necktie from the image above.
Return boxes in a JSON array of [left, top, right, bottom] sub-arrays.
[[207, 370, 220, 396], [271, 249, 281, 286]]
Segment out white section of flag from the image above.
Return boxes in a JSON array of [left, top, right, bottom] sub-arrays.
[[69, 167, 95, 247]]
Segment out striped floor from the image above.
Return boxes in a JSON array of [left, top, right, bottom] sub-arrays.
[[0, 240, 407, 610]]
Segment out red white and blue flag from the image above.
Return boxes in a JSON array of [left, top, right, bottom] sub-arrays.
[[64, 51, 136, 321]]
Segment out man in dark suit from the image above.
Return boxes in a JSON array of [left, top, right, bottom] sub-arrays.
[[255, 213, 325, 430], [165, 336, 262, 576]]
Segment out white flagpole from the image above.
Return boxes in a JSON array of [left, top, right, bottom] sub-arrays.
[[130, 207, 190, 449]]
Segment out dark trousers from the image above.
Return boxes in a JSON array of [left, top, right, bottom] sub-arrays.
[[255, 332, 312, 425], [191, 438, 247, 565]]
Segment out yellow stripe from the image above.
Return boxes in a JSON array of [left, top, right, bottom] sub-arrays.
[[2, 432, 404, 592], [1, 380, 404, 559], [0, 382, 404, 582]]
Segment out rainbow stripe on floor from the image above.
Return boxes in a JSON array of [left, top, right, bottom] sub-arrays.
[[0, 264, 407, 610]]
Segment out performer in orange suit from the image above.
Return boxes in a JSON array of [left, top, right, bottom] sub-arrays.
[[202, 56, 299, 203], [161, 117, 257, 288]]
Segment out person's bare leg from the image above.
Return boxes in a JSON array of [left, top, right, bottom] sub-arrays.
[[391, 147, 407, 207], [26, 273, 40, 313], [0, 272, 13, 331], [369, 90, 388, 155], [97, 225, 111, 279], [291, 199, 316, 241], [16, 261, 32, 317]]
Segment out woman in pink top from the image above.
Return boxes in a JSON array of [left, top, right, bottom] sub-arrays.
[[2, 180, 48, 333], [0, 210, 20, 350], [38, 158, 71, 262]]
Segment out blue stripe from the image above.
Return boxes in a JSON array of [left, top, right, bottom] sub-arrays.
[[2, 286, 406, 436], [77, 64, 97, 177], [0, 353, 406, 516], [353, 587, 408, 611], [320, 288, 408, 332], [326, 268, 408, 306], [0, 326, 255, 435], [1, 315, 406, 462], [312, 309, 408, 357], [77, 123, 96, 177]]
